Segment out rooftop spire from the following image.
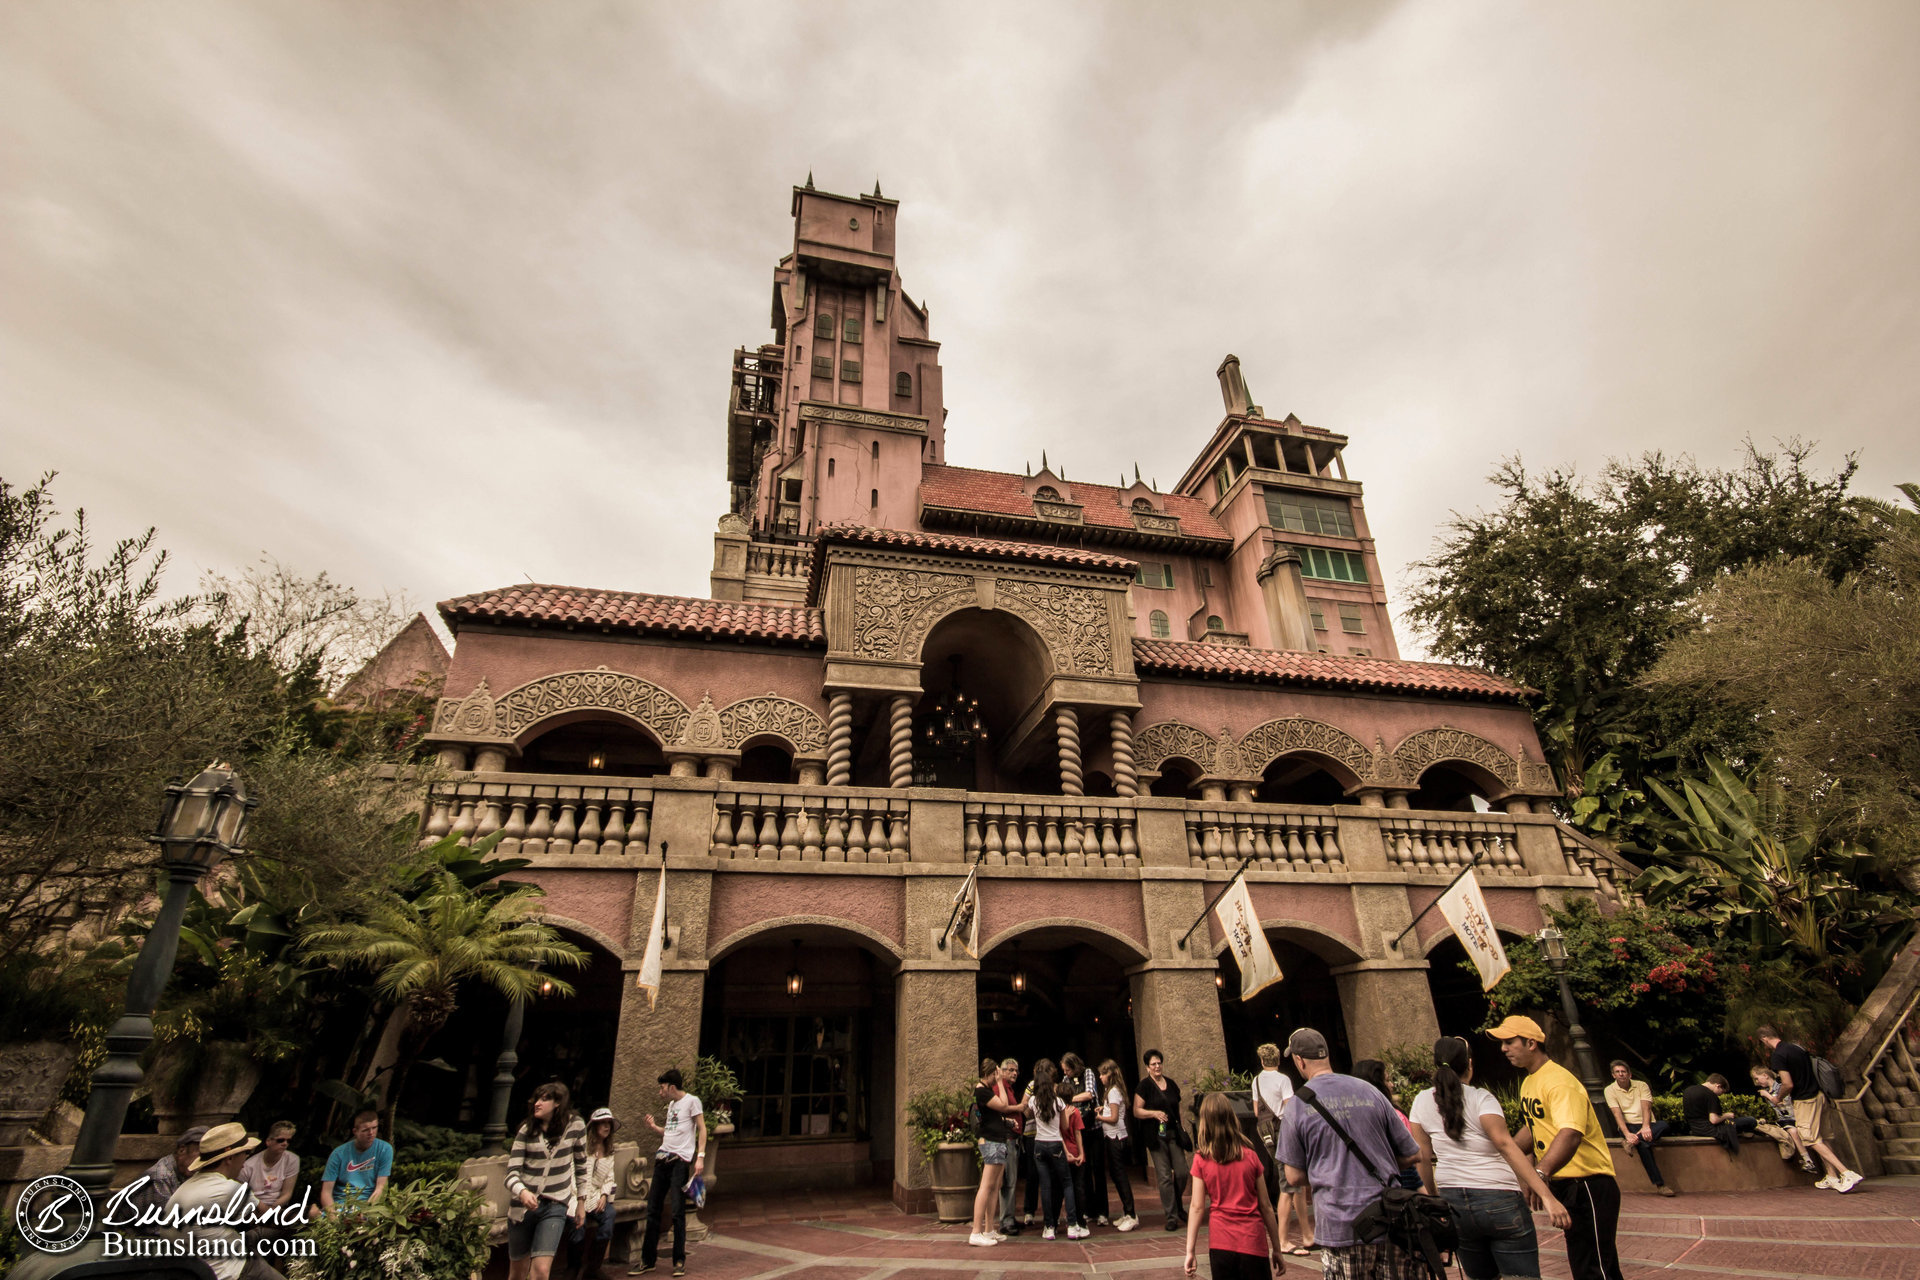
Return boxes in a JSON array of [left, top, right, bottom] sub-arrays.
[[805, 171, 815, 190]]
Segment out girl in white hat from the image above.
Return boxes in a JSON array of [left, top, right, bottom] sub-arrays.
[[567, 1107, 621, 1280]]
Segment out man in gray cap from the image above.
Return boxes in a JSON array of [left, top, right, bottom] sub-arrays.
[[128, 1125, 208, 1217], [1275, 1029, 1420, 1280]]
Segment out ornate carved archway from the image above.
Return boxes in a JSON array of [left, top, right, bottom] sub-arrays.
[[679, 692, 829, 757], [432, 668, 693, 748], [1237, 718, 1375, 789], [1391, 727, 1520, 791], [1132, 720, 1218, 775], [847, 565, 1116, 677]]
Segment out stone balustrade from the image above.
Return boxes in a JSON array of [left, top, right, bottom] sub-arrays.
[[964, 798, 1140, 867], [1185, 807, 1343, 872], [713, 787, 908, 861], [1382, 813, 1525, 876], [425, 775, 654, 855], [1557, 828, 1643, 905], [745, 541, 810, 578]]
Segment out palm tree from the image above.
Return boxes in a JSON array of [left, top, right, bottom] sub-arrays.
[[301, 870, 588, 1132]]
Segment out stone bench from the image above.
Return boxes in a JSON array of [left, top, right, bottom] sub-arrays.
[[1608, 1134, 1821, 1194], [460, 1143, 652, 1252]]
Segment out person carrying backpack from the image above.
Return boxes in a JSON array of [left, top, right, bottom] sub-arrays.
[[1757, 1025, 1862, 1192]]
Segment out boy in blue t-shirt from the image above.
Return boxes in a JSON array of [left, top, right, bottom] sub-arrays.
[[319, 1109, 394, 1213]]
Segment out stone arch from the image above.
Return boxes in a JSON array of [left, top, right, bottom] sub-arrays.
[[716, 693, 828, 756], [1413, 923, 1531, 960], [539, 915, 629, 966], [466, 669, 692, 749], [706, 914, 906, 966], [1133, 720, 1218, 776], [1210, 918, 1368, 969], [1392, 727, 1520, 794], [847, 565, 1116, 677], [1237, 718, 1375, 790], [979, 917, 1150, 967]]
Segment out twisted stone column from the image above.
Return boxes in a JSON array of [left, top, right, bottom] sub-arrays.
[[1057, 707, 1083, 796], [826, 691, 854, 786], [888, 695, 914, 789], [1109, 710, 1138, 797]]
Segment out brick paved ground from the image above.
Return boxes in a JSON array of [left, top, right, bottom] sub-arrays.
[[500, 1177, 1920, 1280]]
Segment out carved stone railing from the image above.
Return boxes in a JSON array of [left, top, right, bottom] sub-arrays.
[[713, 787, 908, 862], [1382, 814, 1525, 876], [1557, 828, 1643, 905], [965, 799, 1139, 867], [746, 542, 810, 579], [425, 776, 654, 855], [1184, 808, 1344, 872]]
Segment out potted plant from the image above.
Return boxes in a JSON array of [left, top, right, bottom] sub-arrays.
[[291, 1174, 490, 1280], [1189, 1065, 1253, 1127], [905, 1083, 980, 1223]]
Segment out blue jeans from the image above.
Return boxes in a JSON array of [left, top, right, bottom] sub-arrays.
[[1689, 1114, 1757, 1157], [1624, 1119, 1670, 1186], [1033, 1140, 1077, 1230], [507, 1198, 570, 1260], [1438, 1186, 1540, 1280], [570, 1200, 616, 1244]]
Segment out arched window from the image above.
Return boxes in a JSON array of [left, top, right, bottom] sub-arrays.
[[895, 371, 912, 397], [871, 441, 880, 460], [814, 313, 834, 339], [827, 458, 835, 478], [1206, 615, 1224, 631], [1132, 497, 1154, 512], [1035, 486, 1061, 501], [870, 488, 879, 509], [1149, 610, 1170, 638]]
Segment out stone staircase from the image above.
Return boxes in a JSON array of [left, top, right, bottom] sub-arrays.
[[1833, 939, 1920, 1175]]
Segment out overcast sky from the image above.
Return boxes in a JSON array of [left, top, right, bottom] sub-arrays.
[[5, 1, 1917, 658]]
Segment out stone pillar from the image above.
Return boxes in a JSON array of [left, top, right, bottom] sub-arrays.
[[888, 695, 913, 788], [1514, 819, 1573, 877], [825, 691, 854, 786], [796, 761, 825, 787], [1256, 548, 1315, 653], [1109, 711, 1138, 797], [892, 968, 979, 1204], [437, 744, 471, 771], [668, 754, 700, 779], [473, 746, 510, 772], [1503, 796, 1534, 815], [610, 865, 713, 1138], [1332, 963, 1441, 1060], [703, 758, 734, 782], [1384, 790, 1412, 809], [1056, 707, 1083, 796], [1355, 788, 1386, 808], [1131, 967, 1229, 1094], [1199, 781, 1227, 803], [710, 513, 750, 601], [1227, 783, 1255, 803]]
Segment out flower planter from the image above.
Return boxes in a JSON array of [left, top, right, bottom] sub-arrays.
[[685, 1120, 732, 1243], [0, 1041, 78, 1146], [930, 1141, 980, 1223]]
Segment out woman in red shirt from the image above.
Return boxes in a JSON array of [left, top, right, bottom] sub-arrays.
[[1183, 1093, 1286, 1280]]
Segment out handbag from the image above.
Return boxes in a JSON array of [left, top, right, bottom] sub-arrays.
[[687, 1173, 707, 1210], [1295, 1086, 1455, 1279]]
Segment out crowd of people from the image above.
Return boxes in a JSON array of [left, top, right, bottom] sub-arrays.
[[969, 1018, 1864, 1280]]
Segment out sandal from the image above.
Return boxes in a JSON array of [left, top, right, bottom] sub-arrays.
[[1285, 1245, 1313, 1256]]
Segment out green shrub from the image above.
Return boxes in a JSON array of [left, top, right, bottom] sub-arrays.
[[1192, 1066, 1253, 1095], [389, 1119, 483, 1163], [905, 1082, 978, 1165], [1649, 1092, 1775, 1125], [289, 1176, 487, 1280], [1379, 1043, 1436, 1113]]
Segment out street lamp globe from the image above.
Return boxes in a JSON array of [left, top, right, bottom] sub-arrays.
[[1536, 925, 1568, 965], [150, 763, 256, 873]]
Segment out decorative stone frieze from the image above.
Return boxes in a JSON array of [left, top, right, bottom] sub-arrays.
[[847, 565, 1116, 677], [997, 580, 1114, 676], [1392, 727, 1519, 789], [1133, 721, 1220, 775], [714, 693, 829, 754], [798, 401, 929, 436], [1130, 717, 1554, 796], [1237, 718, 1376, 784], [1034, 500, 1084, 523], [432, 668, 693, 746], [1131, 511, 1181, 534]]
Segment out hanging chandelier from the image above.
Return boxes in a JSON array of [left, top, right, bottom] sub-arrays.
[[920, 656, 987, 753]]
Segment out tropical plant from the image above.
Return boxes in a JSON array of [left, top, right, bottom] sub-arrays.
[[300, 864, 587, 1132], [290, 1176, 489, 1280], [683, 1055, 742, 1114], [1630, 757, 1911, 993], [1191, 1065, 1252, 1095], [1378, 1043, 1437, 1112], [904, 1082, 978, 1165]]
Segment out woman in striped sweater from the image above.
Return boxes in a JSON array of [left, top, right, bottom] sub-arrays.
[[508, 1082, 591, 1280]]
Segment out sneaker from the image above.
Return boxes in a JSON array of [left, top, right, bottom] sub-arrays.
[[1815, 1174, 1836, 1190], [1096, 1216, 1110, 1226], [1068, 1225, 1089, 1239], [1165, 1220, 1180, 1232], [672, 1266, 686, 1278], [969, 1233, 998, 1247], [1043, 1227, 1056, 1241], [1115, 1216, 1137, 1232], [986, 1230, 1007, 1242], [630, 1266, 655, 1276], [1657, 1185, 1676, 1197], [1837, 1170, 1864, 1193], [1024, 1214, 1035, 1227], [1801, 1159, 1820, 1174]]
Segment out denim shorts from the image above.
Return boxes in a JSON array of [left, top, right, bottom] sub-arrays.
[[1438, 1186, 1539, 1280], [979, 1140, 1009, 1166], [507, 1198, 570, 1259]]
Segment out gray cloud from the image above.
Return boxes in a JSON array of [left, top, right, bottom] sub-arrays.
[[4, 1, 1916, 655]]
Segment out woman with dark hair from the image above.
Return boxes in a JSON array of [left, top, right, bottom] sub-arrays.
[[506, 1082, 590, 1280], [565, 1107, 620, 1280], [1351, 1059, 1423, 1191], [1029, 1059, 1080, 1240], [1407, 1037, 1569, 1280], [1181, 1092, 1286, 1280], [971, 1057, 1018, 1247], [1061, 1053, 1099, 1230], [1095, 1060, 1139, 1231]]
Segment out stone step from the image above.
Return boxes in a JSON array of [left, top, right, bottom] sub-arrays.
[[1882, 1137, 1920, 1157], [1883, 1155, 1920, 1176], [1891, 1122, 1920, 1138]]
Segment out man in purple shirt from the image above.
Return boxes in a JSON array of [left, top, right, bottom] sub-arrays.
[[1276, 1028, 1421, 1280]]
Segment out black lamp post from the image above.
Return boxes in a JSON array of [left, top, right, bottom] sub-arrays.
[[1536, 925, 1616, 1137], [65, 765, 255, 1197], [479, 997, 527, 1156]]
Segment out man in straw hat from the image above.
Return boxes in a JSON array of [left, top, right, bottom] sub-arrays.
[[1492, 1015, 1621, 1280], [166, 1121, 286, 1280]]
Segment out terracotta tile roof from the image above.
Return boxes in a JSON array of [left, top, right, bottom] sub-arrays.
[[920, 464, 1231, 542], [811, 523, 1139, 572], [439, 585, 825, 645], [1132, 638, 1527, 701]]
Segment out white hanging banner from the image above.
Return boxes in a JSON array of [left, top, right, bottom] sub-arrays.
[[1436, 868, 1510, 991], [1214, 877, 1284, 1000], [635, 866, 667, 1010], [949, 864, 981, 959]]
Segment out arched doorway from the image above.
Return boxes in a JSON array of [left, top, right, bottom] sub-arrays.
[[1255, 754, 1360, 806], [900, 609, 1053, 793], [520, 716, 667, 777], [1217, 929, 1357, 1075], [1424, 933, 1527, 1092], [735, 738, 796, 784], [1408, 764, 1498, 812], [976, 926, 1141, 1085], [698, 924, 903, 1191], [1149, 758, 1203, 799]]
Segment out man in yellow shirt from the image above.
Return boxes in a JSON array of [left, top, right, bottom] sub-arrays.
[[1493, 1016, 1622, 1280], [1602, 1061, 1675, 1197]]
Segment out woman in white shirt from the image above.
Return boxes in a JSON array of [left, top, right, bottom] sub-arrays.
[[1251, 1042, 1312, 1255], [1407, 1037, 1569, 1280], [1095, 1059, 1139, 1230], [567, 1107, 619, 1280]]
